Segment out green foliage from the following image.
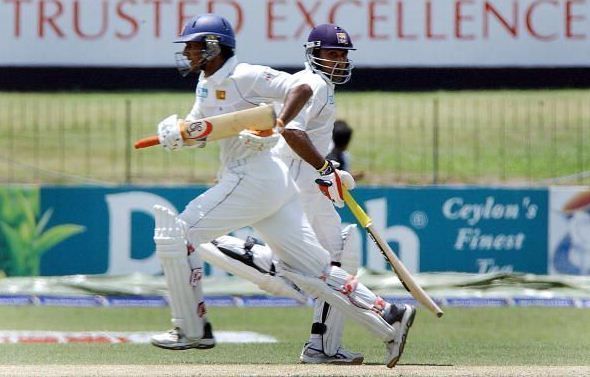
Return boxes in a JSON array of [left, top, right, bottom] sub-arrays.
[[0, 187, 85, 276]]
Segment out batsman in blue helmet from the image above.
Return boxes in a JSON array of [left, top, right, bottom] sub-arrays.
[[238, 23, 416, 368], [267, 23, 417, 367], [173, 13, 236, 77], [304, 23, 356, 84], [152, 15, 415, 369]]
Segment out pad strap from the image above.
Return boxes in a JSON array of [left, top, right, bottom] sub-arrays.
[[311, 322, 327, 335], [213, 236, 272, 275]]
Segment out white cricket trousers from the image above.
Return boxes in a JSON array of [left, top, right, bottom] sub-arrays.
[[179, 151, 330, 277], [282, 157, 343, 259]]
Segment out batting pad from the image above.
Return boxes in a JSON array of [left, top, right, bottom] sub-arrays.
[[282, 269, 396, 342], [312, 300, 345, 356], [198, 243, 306, 303], [154, 205, 204, 340], [311, 224, 360, 355]]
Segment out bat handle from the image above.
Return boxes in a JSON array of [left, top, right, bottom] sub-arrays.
[[343, 189, 372, 228], [134, 135, 160, 149]]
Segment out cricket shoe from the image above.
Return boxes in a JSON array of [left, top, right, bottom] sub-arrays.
[[299, 342, 364, 365], [151, 322, 216, 350], [384, 304, 416, 368]]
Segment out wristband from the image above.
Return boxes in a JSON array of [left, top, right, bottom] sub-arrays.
[[317, 160, 334, 176]]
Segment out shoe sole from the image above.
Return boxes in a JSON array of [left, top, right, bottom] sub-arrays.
[[151, 338, 216, 350], [387, 307, 416, 368], [299, 356, 364, 365], [328, 357, 364, 365]]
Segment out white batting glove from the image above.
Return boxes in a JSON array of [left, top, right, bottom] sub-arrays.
[[238, 129, 280, 152], [157, 114, 184, 151], [314, 160, 356, 208]]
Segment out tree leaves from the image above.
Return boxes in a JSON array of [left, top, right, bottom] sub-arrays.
[[0, 187, 86, 276]]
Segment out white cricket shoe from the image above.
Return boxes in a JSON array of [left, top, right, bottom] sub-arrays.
[[151, 322, 216, 350], [299, 342, 364, 365], [384, 304, 416, 368]]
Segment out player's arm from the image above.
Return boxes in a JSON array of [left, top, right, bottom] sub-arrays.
[[234, 66, 290, 150], [276, 84, 326, 170], [279, 85, 355, 208]]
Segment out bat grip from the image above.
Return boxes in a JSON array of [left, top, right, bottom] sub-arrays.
[[343, 190, 372, 228], [134, 135, 160, 149]]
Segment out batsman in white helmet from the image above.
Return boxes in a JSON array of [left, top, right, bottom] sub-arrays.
[[152, 14, 414, 368]]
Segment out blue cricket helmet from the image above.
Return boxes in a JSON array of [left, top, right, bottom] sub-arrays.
[[175, 14, 235, 49], [305, 24, 355, 51], [305, 24, 355, 85]]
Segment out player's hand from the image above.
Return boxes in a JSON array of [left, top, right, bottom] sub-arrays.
[[239, 129, 280, 151], [314, 160, 356, 208], [184, 138, 207, 149], [157, 114, 184, 151]]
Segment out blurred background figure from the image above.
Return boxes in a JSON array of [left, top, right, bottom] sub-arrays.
[[553, 191, 590, 275], [326, 120, 364, 181]]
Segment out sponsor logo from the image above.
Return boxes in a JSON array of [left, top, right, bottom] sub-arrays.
[[197, 87, 208, 98], [410, 211, 428, 229], [442, 196, 538, 252], [190, 268, 203, 287], [185, 120, 213, 140], [477, 258, 514, 274]]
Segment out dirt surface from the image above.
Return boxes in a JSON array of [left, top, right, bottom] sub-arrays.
[[0, 365, 588, 377]]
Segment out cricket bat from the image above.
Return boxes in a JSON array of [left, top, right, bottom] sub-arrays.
[[343, 190, 444, 318], [134, 103, 276, 149]]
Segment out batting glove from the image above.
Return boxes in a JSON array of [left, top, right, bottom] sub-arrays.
[[158, 115, 206, 150], [239, 129, 280, 152], [314, 160, 356, 208], [157, 114, 184, 151]]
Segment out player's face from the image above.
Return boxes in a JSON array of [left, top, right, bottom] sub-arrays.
[[318, 49, 348, 69], [183, 42, 205, 69], [317, 49, 350, 83]]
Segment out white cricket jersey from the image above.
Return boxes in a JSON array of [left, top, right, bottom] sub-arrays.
[[186, 56, 293, 168], [273, 63, 336, 160]]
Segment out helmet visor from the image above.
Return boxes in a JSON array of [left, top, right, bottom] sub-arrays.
[[306, 53, 354, 84]]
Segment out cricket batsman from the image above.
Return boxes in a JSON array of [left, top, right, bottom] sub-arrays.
[[150, 13, 415, 368]]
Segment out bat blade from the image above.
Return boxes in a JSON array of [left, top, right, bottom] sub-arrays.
[[343, 190, 444, 318]]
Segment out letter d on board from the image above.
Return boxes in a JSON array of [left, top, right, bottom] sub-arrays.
[[106, 192, 177, 275]]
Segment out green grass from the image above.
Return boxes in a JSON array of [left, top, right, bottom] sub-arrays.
[[0, 306, 589, 365], [0, 90, 589, 185]]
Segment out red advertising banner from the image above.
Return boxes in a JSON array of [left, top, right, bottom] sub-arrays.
[[1, 0, 588, 67]]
